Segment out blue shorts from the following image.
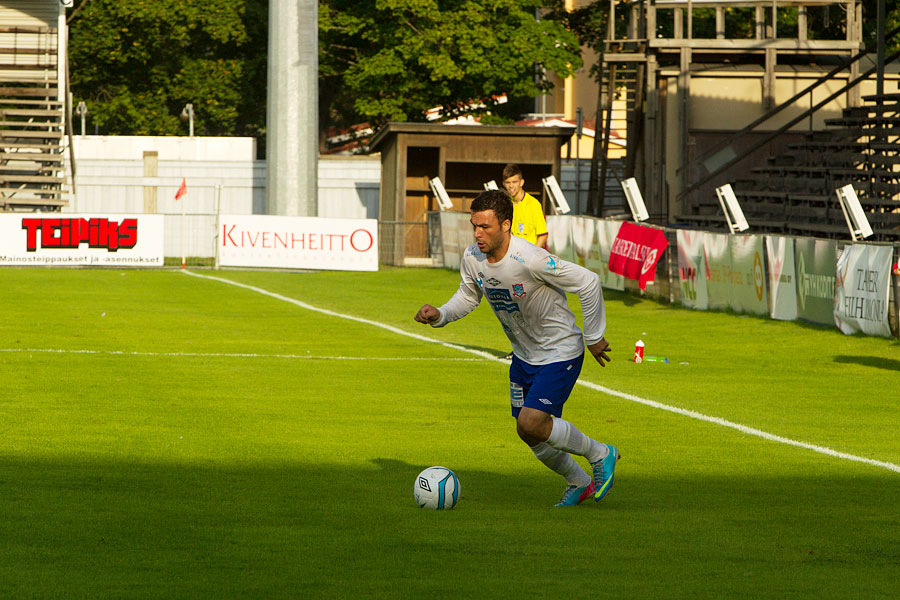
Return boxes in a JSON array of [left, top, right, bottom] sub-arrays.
[[509, 353, 584, 418]]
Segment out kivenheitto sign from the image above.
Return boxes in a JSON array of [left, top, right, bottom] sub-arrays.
[[0, 213, 164, 266], [794, 238, 837, 325], [218, 215, 378, 271], [834, 244, 892, 338]]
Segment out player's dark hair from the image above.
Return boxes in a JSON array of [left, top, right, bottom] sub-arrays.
[[502, 163, 522, 180], [471, 189, 513, 226]]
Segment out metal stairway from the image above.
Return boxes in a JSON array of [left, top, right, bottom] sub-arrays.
[[0, 25, 66, 211]]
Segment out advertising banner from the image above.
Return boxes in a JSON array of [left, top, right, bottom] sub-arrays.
[[702, 232, 733, 310], [218, 215, 378, 271], [597, 220, 625, 291], [571, 215, 596, 269], [834, 244, 892, 337], [676, 229, 708, 310], [608, 222, 668, 290], [0, 213, 164, 267], [569, 217, 624, 291], [546, 215, 575, 262], [794, 238, 837, 325], [765, 236, 798, 321], [730, 235, 768, 315]]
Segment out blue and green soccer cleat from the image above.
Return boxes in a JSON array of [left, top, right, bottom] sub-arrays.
[[554, 480, 596, 507], [591, 445, 620, 502]]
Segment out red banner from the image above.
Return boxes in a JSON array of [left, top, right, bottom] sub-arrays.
[[608, 222, 668, 290]]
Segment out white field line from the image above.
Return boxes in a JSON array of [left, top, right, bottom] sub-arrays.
[[184, 271, 900, 474], [0, 348, 483, 361]]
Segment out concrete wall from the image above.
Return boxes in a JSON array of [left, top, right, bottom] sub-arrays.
[[66, 136, 381, 257]]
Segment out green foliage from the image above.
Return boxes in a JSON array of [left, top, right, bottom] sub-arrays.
[[319, 0, 583, 127], [68, 0, 267, 138]]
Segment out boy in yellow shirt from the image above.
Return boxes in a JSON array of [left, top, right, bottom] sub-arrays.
[[502, 164, 548, 249]]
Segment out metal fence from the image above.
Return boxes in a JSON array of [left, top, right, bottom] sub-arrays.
[[378, 221, 432, 266]]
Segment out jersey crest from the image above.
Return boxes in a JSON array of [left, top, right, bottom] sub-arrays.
[[512, 283, 526, 298]]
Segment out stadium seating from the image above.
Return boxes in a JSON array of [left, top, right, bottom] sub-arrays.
[[0, 25, 66, 211], [683, 93, 900, 241]]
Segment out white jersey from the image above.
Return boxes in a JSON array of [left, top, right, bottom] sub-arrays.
[[432, 235, 606, 365]]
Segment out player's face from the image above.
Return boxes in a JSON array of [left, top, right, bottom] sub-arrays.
[[503, 174, 524, 200], [471, 209, 509, 258]]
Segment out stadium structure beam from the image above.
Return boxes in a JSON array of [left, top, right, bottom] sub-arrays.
[[266, 0, 318, 216]]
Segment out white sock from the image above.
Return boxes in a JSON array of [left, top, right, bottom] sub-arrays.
[[546, 417, 609, 464], [530, 442, 591, 487]]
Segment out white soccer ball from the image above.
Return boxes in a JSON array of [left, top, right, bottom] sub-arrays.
[[414, 466, 460, 510]]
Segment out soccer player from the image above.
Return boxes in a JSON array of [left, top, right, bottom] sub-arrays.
[[500, 163, 548, 360], [414, 190, 619, 507]]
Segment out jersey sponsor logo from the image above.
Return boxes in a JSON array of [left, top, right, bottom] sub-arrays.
[[486, 287, 520, 314], [544, 255, 559, 273], [512, 283, 526, 298], [486, 287, 511, 301]]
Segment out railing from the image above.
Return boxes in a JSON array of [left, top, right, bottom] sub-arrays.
[[378, 221, 430, 266], [677, 25, 900, 204]]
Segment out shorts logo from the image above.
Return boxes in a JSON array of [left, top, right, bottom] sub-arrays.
[[538, 398, 552, 405], [510, 382, 524, 408], [512, 283, 525, 298]]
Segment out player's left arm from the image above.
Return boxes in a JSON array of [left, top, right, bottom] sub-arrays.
[[531, 253, 608, 363]]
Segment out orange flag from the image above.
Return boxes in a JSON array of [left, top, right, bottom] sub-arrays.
[[175, 178, 187, 200]]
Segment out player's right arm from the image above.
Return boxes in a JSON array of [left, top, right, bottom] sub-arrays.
[[414, 304, 441, 324], [414, 252, 483, 327]]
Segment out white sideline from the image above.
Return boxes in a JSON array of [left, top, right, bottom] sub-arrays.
[[183, 270, 900, 475]]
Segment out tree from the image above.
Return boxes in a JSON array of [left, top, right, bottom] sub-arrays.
[[318, 0, 583, 134], [67, 0, 267, 140]]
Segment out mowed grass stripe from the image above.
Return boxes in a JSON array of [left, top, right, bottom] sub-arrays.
[[0, 348, 486, 361]]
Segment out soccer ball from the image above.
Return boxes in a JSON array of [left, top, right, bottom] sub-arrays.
[[414, 466, 460, 510]]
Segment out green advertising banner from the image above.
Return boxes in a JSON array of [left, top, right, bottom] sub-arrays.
[[676, 229, 709, 310], [794, 238, 837, 325], [703, 232, 733, 311], [730, 234, 769, 315]]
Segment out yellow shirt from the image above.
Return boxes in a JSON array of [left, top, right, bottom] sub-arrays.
[[511, 192, 547, 246]]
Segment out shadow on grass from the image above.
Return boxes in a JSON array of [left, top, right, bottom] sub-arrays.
[[1, 455, 899, 599], [833, 355, 900, 371]]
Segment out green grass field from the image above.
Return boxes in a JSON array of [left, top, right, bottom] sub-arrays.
[[1, 267, 898, 598]]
